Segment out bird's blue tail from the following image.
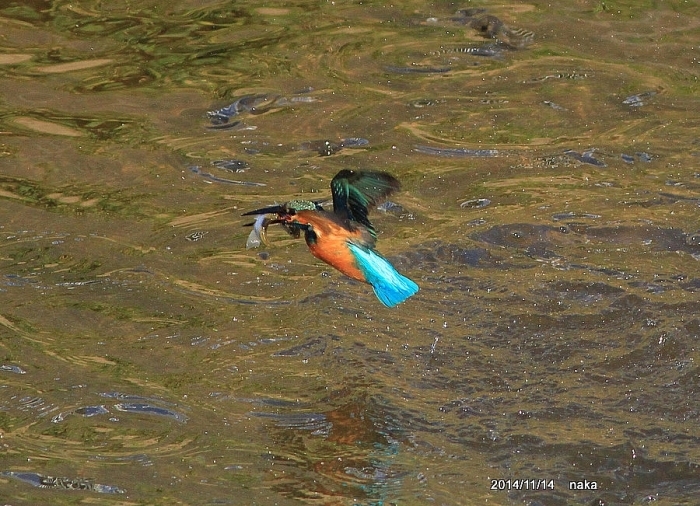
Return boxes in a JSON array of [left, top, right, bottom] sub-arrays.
[[348, 243, 419, 307]]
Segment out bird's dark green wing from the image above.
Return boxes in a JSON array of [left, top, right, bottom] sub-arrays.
[[330, 169, 400, 237]]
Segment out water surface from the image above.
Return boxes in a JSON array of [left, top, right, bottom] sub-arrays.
[[1, 1, 699, 504]]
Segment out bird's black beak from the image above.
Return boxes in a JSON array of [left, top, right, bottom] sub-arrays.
[[243, 217, 284, 227], [242, 205, 287, 216]]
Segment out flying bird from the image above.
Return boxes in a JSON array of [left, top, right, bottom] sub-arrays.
[[243, 169, 418, 307]]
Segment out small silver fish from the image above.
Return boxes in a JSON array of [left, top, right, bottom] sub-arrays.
[[246, 214, 271, 249]]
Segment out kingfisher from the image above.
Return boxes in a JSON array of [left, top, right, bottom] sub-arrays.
[[243, 169, 419, 307]]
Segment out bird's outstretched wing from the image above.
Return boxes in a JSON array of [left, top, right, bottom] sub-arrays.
[[330, 169, 400, 236]]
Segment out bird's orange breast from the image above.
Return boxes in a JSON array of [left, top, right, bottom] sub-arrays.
[[292, 211, 367, 283]]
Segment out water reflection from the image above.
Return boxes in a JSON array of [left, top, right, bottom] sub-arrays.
[[253, 391, 409, 504], [0, 0, 699, 504], [2, 471, 125, 494]]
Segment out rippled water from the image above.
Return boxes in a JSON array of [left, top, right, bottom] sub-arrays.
[[1, 1, 699, 504]]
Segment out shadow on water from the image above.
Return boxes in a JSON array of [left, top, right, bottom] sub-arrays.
[[0, 0, 699, 504]]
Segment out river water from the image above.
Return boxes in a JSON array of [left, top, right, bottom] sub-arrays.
[[1, 1, 699, 504]]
